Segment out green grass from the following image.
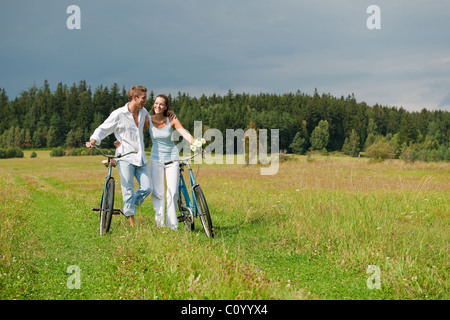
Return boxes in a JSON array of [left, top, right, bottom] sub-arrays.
[[0, 151, 448, 300]]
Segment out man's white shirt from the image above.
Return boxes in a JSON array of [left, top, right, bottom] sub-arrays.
[[90, 103, 149, 166]]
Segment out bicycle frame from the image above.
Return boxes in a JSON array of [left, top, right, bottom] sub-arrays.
[[101, 157, 116, 195], [177, 161, 200, 218], [166, 152, 201, 218], [165, 151, 214, 237], [100, 158, 114, 207]]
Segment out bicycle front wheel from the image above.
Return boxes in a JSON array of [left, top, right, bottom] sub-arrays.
[[100, 177, 115, 235], [194, 185, 214, 238]]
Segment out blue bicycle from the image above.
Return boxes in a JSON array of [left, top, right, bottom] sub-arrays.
[[164, 152, 214, 238], [88, 143, 136, 235]]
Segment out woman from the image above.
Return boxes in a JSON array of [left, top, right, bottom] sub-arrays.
[[148, 94, 194, 230]]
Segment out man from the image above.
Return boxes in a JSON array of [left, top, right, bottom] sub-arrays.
[[86, 85, 152, 227]]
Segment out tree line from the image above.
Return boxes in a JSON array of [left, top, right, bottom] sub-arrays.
[[0, 80, 449, 161]]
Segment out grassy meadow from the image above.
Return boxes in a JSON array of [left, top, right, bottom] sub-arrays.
[[0, 150, 448, 300]]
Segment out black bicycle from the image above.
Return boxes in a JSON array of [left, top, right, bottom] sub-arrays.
[[87, 143, 136, 235]]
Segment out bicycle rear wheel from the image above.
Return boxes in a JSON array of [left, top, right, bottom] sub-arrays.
[[178, 187, 194, 232], [194, 185, 214, 238], [100, 177, 115, 235]]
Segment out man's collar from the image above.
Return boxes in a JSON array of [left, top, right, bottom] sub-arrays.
[[123, 103, 141, 114], [121, 103, 130, 113]]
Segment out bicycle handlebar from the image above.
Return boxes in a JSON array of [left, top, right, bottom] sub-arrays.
[[164, 151, 203, 165], [87, 142, 137, 159]]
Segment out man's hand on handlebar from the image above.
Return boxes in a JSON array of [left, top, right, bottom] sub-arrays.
[[86, 140, 96, 150]]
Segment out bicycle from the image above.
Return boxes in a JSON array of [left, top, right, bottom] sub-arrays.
[[164, 152, 214, 238], [87, 143, 137, 235]]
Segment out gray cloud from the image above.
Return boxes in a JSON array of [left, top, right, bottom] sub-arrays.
[[0, 0, 449, 111]]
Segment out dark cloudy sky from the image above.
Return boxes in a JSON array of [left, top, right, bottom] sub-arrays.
[[1, 0, 449, 111]]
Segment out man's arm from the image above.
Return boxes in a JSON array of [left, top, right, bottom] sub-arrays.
[[89, 111, 119, 146], [167, 111, 177, 121]]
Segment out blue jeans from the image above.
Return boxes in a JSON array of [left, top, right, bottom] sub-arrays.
[[117, 161, 152, 217]]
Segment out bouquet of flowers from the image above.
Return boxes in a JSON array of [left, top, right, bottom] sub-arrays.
[[190, 138, 206, 152]]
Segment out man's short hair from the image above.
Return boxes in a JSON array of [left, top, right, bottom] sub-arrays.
[[128, 85, 147, 102]]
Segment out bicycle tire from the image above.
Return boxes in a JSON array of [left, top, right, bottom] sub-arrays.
[[194, 185, 214, 238], [178, 187, 194, 232], [100, 177, 115, 235]]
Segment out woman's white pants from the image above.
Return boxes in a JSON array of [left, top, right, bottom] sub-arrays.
[[150, 159, 179, 230]]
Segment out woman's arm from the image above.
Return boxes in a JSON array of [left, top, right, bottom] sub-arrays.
[[171, 118, 194, 144]]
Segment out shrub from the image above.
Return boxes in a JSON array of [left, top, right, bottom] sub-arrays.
[[66, 148, 82, 156], [366, 142, 395, 162], [279, 149, 295, 163], [342, 129, 360, 157], [290, 131, 307, 155], [310, 120, 329, 151], [400, 145, 416, 163], [30, 151, 37, 158], [50, 147, 66, 157], [0, 147, 24, 159]]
